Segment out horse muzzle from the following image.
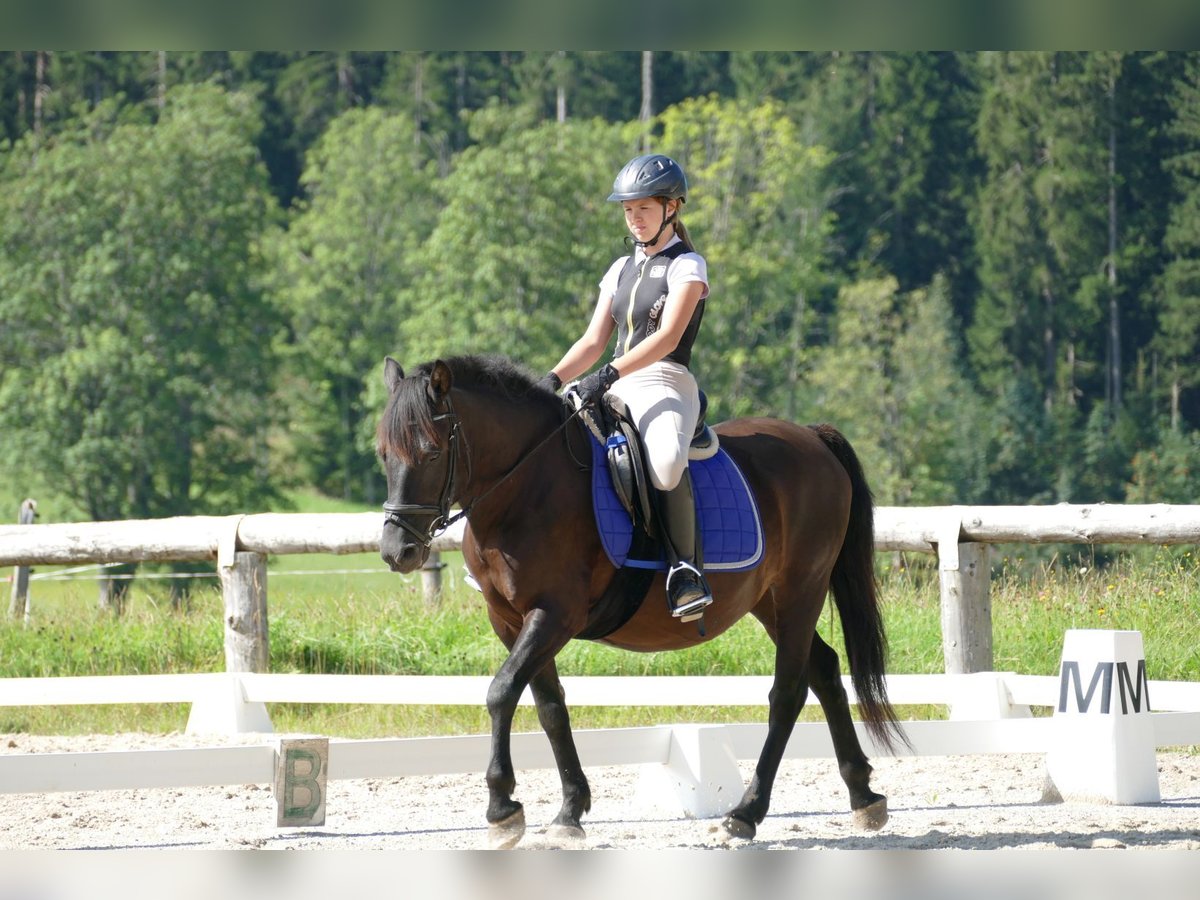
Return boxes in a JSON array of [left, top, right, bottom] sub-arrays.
[[380, 530, 429, 574]]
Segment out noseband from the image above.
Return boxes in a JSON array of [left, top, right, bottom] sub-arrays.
[[382, 406, 465, 549]]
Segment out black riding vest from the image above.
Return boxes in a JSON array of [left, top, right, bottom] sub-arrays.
[[610, 242, 705, 369]]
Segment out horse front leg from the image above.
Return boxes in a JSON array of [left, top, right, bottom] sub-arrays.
[[485, 606, 574, 849], [529, 659, 591, 841]]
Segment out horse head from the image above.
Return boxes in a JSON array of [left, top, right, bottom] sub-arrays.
[[377, 356, 464, 573]]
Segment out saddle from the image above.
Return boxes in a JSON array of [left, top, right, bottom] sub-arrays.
[[567, 388, 764, 640], [582, 392, 719, 532], [576, 392, 763, 574]]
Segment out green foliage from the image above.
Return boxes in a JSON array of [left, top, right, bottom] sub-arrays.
[[1159, 53, 1200, 425], [973, 53, 1081, 403], [0, 84, 281, 520], [2, 52, 1200, 519], [657, 94, 835, 420], [810, 53, 982, 302], [266, 106, 439, 501], [806, 276, 978, 504], [393, 116, 625, 370], [1076, 401, 1149, 502], [1126, 427, 1200, 503]]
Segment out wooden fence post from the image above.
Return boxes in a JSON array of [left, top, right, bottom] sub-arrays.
[[939, 541, 993, 674], [8, 499, 36, 621], [421, 552, 445, 606], [219, 551, 269, 673], [97, 563, 136, 616]]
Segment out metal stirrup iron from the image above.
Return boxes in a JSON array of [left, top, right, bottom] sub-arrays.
[[667, 561, 712, 620]]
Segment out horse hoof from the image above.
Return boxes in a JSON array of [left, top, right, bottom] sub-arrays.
[[545, 823, 587, 846], [852, 797, 889, 831], [488, 809, 527, 850], [719, 815, 756, 842]]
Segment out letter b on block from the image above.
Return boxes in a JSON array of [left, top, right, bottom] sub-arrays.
[[275, 738, 329, 827], [1045, 630, 1160, 805]]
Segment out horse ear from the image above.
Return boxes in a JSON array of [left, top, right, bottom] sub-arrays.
[[383, 357, 404, 393], [428, 359, 453, 403]]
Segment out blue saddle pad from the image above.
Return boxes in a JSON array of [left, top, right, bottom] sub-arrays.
[[591, 435, 764, 572]]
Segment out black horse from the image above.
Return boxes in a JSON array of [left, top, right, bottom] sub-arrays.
[[377, 354, 905, 847]]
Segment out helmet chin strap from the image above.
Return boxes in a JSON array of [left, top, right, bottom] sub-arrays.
[[634, 198, 676, 249]]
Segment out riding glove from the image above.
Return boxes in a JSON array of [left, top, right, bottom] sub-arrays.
[[535, 371, 562, 394], [575, 363, 620, 406]]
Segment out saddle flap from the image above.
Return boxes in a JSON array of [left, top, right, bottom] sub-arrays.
[[606, 433, 636, 517], [606, 417, 654, 529]]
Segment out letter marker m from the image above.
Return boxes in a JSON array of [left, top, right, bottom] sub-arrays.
[[1045, 630, 1160, 805]]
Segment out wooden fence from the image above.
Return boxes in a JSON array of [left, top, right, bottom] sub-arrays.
[[4, 504, 1200, 674], [5, 498, 36, 622]]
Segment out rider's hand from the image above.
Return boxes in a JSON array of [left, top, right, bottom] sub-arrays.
[[575, 363, 620, 406], [535, 372, 562, 394]]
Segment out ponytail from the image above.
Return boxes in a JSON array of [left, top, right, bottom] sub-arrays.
[[674, 218, 696, 253]]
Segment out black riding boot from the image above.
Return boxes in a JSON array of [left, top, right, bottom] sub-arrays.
[[657, 468, 713, 619]]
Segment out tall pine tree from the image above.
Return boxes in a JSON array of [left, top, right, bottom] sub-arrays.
[[1159, 52, 1200, 431]]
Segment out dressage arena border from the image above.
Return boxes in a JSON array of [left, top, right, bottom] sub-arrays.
[[4, 503, 1200, 818], [3, 671, 1199, 807]]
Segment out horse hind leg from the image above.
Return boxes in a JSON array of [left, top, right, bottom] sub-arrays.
[[807, 633, 888, 830], [529, 660, 592, 844]]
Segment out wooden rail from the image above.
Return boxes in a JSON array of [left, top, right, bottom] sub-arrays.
[[4, 505, 1200, 674]]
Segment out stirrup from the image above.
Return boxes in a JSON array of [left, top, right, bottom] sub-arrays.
[[667, 562, 712, 620]]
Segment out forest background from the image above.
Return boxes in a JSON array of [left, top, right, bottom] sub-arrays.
[[1, 50, 1199, 533]]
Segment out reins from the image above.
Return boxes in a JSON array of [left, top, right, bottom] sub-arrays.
[[384, 396, 587, 548]]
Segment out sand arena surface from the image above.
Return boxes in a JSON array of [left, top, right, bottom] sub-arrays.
[[2, 732, 1199, 851]]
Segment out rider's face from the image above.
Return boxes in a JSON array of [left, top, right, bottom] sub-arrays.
[[622, 198, 676, 244]]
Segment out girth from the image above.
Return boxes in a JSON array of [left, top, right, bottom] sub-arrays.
[[575, 530, 658, 640]]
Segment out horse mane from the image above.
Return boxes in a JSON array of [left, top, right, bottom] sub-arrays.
[[376, 354, 555, 464]]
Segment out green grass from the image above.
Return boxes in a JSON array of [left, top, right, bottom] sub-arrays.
[[3, 542, 1198, 738]]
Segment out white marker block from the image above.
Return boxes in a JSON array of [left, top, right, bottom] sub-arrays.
[[275, 738, 329, 827], [185, 673, 273, 735], [635, 724, 744, 819], [1044, 630, 1160, 805]]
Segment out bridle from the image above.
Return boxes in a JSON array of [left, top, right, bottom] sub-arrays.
[[382, 405, 465, 550], [382, 391, 586, 549]]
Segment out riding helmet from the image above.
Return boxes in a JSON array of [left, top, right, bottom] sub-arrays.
[[607, 154, 687, 203]]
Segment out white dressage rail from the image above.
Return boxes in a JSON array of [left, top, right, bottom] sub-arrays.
[[3, 673, 1199, 795]]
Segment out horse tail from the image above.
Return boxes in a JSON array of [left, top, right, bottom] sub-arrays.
[[812, 424, 909, 754]]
